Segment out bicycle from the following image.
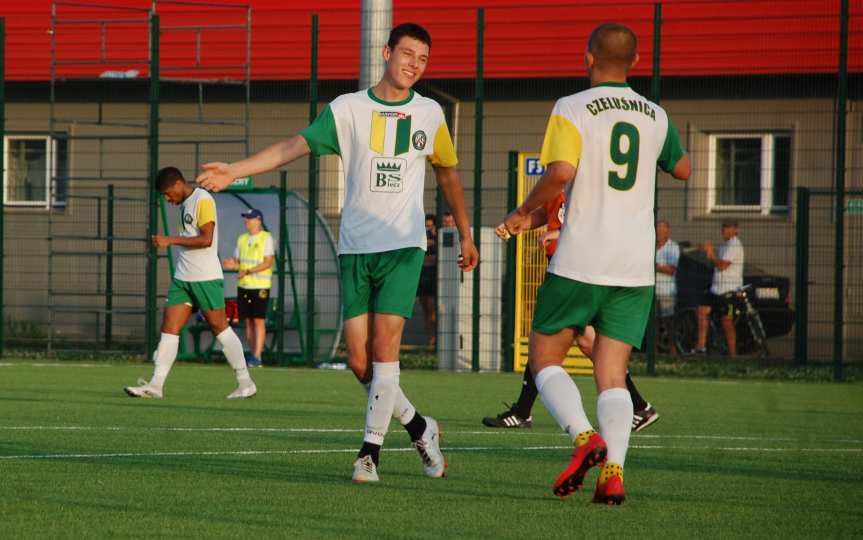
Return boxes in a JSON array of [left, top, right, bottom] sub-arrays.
[[672, 284, 769, 359]]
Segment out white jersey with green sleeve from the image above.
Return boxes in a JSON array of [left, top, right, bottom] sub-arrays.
[[300, 88, 457, 255], [542, 82, 685, 287], [173, 187, 223, 282]]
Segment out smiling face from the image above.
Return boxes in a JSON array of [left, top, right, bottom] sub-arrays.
[[382, 36, 429, 91]]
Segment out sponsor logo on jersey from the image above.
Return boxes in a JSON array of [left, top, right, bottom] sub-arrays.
[[377, 111, 408, 119], [412, 130, 427, 151], [370, 157, 407, 193]]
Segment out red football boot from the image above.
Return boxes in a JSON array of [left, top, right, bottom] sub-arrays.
[[592, 462, 625, 506], [552, 430, 607, 497]]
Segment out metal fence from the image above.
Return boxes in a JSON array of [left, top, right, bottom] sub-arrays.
[[0, 0, 859, 377]]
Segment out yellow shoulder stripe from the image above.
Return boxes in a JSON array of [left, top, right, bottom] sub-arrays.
[[539, 114, 582, 168]]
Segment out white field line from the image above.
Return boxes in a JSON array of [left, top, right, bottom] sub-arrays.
[[0, 363, 111, 368], [1, 444, 862, 461], [1, 425, 862, 446]]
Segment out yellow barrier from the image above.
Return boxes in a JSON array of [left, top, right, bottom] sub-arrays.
[[513, 153, 593, 375]]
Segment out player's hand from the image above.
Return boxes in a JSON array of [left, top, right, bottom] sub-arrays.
[[539, 229, 560, 248], [495, 222, 511, 241], [223, 258, 239, 270], [151, 235, 171, 248], [237, 270, 248, 279], [502, 208, 532, 238], [196, 162, 235, 192], [458, 237, 479, 272]]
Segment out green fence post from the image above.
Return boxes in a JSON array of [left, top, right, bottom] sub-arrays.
[[833, 0, 848, 382], [645, 2, 662, 376], [105, 184, 114, 349], [0, 18, 5, 358], [146, 15, 160, 360], [794, 187, 810, 365], [278, 172, 287, 365], [306, 14, 319, 367], [502, 151, 518, 372], [471, 8, 484, 373]]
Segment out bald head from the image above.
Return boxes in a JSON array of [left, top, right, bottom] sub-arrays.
[[587, 23, 638, 73]]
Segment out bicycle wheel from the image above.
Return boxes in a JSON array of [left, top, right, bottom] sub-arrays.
[[708, 317, 728, 356], [672, 309, 697, 354], [747, 311, 769, 359]]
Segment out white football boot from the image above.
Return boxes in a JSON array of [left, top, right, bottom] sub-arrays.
[[352, 455, 379, 483], [124, 378, 163, 399], [412, 416, 447, 478], [226, 381, 257, 400]]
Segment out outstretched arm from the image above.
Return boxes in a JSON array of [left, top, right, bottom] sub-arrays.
[[502, 161, 575, 236], [434, 165, 478, 272], [197, 136, 311, 192]]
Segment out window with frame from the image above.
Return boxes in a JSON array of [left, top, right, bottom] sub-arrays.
[[708, 132, 791, 215], [4, 135, 68, 207]]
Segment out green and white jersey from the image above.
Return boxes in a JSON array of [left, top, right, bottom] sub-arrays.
[[541, 83, 685, 287], [301, 88, 457, 255], [174, 187, 223, 282]]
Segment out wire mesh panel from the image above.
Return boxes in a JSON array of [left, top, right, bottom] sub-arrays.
[[0, 0, 859, 369]]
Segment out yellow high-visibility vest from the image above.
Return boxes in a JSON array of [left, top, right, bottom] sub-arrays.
[[236, 231, 273, 289]]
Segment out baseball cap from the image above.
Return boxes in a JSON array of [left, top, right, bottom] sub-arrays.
[[241, 209, 264, 220]]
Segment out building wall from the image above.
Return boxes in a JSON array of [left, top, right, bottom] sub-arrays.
[[4, 97, 860, 357]]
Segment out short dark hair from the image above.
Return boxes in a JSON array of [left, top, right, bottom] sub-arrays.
[[721, 219, 739, 228], [387, 23, 431, 50], [588, 23, 637, 70], [425, 213, 436, 221], [156, 166, 185, 191]]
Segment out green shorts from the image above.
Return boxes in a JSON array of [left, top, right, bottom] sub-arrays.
[[532, 273, 654, 347], [166, 278, 225, 312], [339, 247, 424, 320]]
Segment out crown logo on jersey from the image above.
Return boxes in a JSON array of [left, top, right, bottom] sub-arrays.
[[376, 161, 403, 172]]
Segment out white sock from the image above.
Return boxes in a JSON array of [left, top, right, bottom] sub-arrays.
[[535, 365, 593, 442], [359, 378, 417, 425], [363, 362, 399, 445], [216, 328, 252, 385], [597, 387, 633, 466], [150, 333, 179, 390]]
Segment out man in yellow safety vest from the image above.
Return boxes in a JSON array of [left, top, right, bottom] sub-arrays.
[[223, 208, 274, 367]]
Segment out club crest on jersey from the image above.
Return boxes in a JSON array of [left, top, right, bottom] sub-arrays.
[[370, 157, 406, 193], [412, 130, 427, 150]]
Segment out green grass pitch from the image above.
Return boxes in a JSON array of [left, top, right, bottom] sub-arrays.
[[1, 360, 861, 538]]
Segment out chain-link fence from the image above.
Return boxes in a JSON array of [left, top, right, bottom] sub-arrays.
[[0, 1, 859, 376]]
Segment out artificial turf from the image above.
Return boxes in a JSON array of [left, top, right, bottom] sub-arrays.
[[1, 359, 861, 539]]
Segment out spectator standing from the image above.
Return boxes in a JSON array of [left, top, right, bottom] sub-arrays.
[[696, 219, 744, 356], [223, 209, 274, 367]]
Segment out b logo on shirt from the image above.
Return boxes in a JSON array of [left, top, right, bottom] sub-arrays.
[[370, 157, 406, 193]]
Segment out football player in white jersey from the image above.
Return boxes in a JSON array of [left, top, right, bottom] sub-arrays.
[[195, 23, 478, 483], [124, 167, 257, 400], [502, 23, 690, 504]]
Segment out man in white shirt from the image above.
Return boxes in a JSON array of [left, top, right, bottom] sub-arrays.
[[195, 23, 478, 483], [654, 220, 679, 318], [696, 219, 745, 355], [501, 23, 690, 505]]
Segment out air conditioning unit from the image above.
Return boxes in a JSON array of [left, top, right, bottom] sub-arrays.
[[437, 226, 503, 372]]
